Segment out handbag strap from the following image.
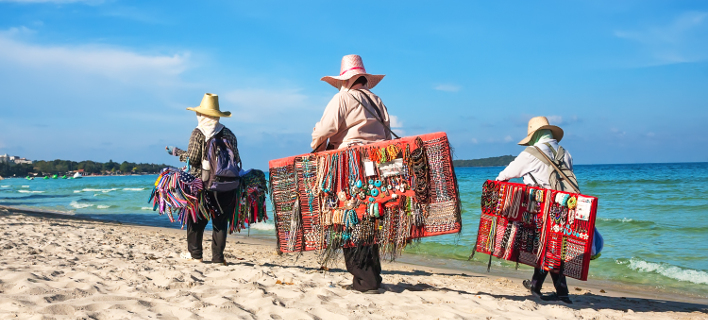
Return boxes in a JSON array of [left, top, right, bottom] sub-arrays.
[[350, 89, 400, 139], [533, 145, 581, 193]]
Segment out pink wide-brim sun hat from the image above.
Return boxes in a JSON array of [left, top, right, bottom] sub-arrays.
[[321, 54, 385, 89]]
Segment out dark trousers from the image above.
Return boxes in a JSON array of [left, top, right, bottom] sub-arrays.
[[186, 191, 235, 263], [343, 244, 382, 291], [531, 262, 569, 297]]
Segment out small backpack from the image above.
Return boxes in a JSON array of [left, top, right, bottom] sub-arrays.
[[205, 130, 242, 192], [525, 142, 580, 193]]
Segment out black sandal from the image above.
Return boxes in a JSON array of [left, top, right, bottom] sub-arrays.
[[540, 292, 573, 304], [523, 280, 543, 297]]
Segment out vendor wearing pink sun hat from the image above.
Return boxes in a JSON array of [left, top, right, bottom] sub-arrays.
[[311, 55, 396, 294]]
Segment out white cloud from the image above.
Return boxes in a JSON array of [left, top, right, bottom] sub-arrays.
[[610, 128, 626, 136], [433, 84, 461, 92], [221, 88, 317, 123], [615, 11, 708, 65], [390, 115, 403, 128], [504, 135, 513, 142], [0, 28, 189, 85], [471, 138, 478, 144], [546, 115, 563, 125]]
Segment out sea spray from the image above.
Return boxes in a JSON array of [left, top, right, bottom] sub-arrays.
[[70, 201, 93, 209]]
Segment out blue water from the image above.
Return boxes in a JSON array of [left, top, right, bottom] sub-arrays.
[[1, 163, 707, 297]]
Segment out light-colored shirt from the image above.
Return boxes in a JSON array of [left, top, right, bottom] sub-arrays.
[[495, 138, 573, 189], [311, 87, 391, 151]]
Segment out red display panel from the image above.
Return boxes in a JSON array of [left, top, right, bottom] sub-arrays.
[[475, 180, 598, 281], [269, 132, 462, 254]]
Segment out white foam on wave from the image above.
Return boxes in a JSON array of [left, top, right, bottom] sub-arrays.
[[599, 217, 633, 223], [123, 187, 145, 191], [21, 185, 29, 188], [621, 258, 708, 285], [81, 188, 118, 193], [97, 205, 111, 209], [1, 185, 9, 188], [249, 223, 275, 231], [70, 201, 93, 209], [19, 190, 45, 194], [141, 206, 153, 210]]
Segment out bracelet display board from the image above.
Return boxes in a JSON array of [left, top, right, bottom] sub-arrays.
[[474, 180, 598, 281], [269, 132, 462, 258]]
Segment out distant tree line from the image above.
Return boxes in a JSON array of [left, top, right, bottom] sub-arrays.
[[0, 159, 168, 177], [453, 155, 516, 167]]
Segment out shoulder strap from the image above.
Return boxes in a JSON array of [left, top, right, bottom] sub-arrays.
[[527, 173, 540, 187], [543, 142, 558, 158], [533, 145, 580, 193], [524, 146, 550, 166], [350, 89, 400, 139], [556, 146, 566, 161]]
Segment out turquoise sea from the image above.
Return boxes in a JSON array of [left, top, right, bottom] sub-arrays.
[[1, 162, 707, 298]]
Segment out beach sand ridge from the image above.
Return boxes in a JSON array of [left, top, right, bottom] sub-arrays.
[[0, 208, 705, 319]]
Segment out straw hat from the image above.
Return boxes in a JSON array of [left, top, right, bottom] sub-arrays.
[[186, 93, 231, 118], [321, 54, 385, 89], [518, 116, 564, 146]]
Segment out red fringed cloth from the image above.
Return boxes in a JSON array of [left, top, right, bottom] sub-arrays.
[[268, 132, 462, 258], [472, 180, 598, 281]]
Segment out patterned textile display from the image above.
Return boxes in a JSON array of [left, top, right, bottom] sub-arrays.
[[473, 180, 598, 281], [268, 132, 462, 264], [149, 167, 268, 233]]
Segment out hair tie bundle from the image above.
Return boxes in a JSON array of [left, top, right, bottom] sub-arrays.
[[567, 196, 577, 209], [149, 168, 206, 228]]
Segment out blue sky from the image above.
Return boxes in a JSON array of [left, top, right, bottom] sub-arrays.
[[0, 0, 706, 169]]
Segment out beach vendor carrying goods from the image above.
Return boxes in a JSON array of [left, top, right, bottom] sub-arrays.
[[148, 167, 268, 233], [269, 132, 462, 265], [472, 180, 598, 281]]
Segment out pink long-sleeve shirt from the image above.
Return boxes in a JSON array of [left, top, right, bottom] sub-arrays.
[[311, 87, 391, 151]]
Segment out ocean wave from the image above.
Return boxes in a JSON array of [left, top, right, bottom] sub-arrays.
[[1, 185, 9, 188], [249, 223, 275, 231], [141, 206, 153, 210], [618, 258, 708, 285], [96, 205, 111, 209], [123, 187, 146, 191], [19, 190, 45, 194], [598, 217, 634, 223], [70, 201, 93, 209], [21, 185, 29, 188], [596, 217, 656, 228], [79, 188, 119, 193]]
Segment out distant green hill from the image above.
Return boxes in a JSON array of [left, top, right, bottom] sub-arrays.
[[453, 155, 515, 167]]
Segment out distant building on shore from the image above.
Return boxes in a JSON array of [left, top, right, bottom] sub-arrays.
[[0, 154, 33, 165]]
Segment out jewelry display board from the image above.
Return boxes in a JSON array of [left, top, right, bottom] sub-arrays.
[[269, 132, 462, 260], [474, 180, 598, 281]]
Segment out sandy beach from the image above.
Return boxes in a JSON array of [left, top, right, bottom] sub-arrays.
[[0, 206, 705, 320]]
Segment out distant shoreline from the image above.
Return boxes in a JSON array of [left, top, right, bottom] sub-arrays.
[[453, 155, 515, 167]]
